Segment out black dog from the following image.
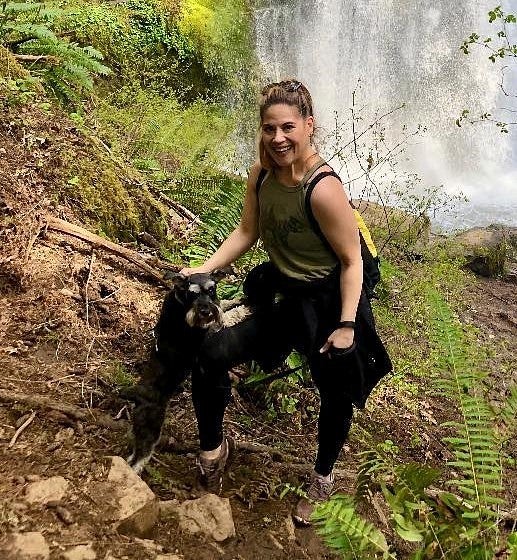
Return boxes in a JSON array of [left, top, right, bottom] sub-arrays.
[[126, 272, 223, 473]]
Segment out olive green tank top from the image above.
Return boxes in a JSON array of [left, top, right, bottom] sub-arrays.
[[258, 160, 339, 281]]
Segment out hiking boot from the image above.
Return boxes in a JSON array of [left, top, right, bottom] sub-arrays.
[[293, 472, 334, 526], [196, 437, 232, 495]]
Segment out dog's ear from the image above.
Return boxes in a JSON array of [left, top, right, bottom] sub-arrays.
[[211, 267, 230, 281], [163, 271, 188, 288]]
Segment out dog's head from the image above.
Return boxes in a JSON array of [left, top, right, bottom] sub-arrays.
[[166, 272, 223, 329]]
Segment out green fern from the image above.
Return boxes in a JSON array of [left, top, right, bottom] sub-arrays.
[[428, 290, 504, 518], [182, 176, 256, 265], [312, 494, 396, 559], [1, 1, 110, 103]]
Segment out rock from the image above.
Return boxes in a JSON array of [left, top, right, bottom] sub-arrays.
[[54, 505, 74, 525], [4, 531, 50, 559], [105, 456, 158, 538], [24, 476, 69, 505], [452, 224, 517, 277], [155, 555, 183, 560], [174, 494, 235, 542], [61, 545, 96, 560], [25, 475, 41, 482]]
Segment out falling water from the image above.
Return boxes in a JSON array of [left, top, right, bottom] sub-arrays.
[[253, 0, 517, 230]]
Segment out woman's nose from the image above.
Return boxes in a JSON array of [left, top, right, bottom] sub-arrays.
[[272, 129, 285, 143]]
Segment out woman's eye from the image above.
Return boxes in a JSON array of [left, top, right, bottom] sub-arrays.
[[283, 125, 295, 132]]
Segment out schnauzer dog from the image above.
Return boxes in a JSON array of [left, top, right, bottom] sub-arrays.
[[126, 272, 223, 473]]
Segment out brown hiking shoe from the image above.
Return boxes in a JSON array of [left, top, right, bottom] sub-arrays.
[[293, 472, 334, 526], [196, 437, 232, 495]]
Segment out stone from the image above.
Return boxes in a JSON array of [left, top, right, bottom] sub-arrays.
[[155, 555, 183, 560], [452, 224, 517, 277], [61, 544, 96, 560], [106, 456, 158, 538], [24, 476, 69, 505], [4, 531, 50, 559], [175, 494, 235, 542]]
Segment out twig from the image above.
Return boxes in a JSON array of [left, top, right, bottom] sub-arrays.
[[24, 225, 42, 263], [8, 410, 37, 448], [14, 54, 58, 63], [85, 251, 95, 327]]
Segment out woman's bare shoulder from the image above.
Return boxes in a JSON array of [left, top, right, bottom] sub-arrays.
[[247, 162, 265, 189]]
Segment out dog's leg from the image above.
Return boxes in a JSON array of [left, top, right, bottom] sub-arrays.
[[128, 397, 168, 473], [126, 352, 187, 473]]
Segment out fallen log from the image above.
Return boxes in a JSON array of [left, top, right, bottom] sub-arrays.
[[0, 389, 127, 431], [44, 215, 177, 286]]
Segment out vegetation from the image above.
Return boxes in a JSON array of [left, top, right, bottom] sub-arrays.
[[458, 5, 517, 132], [308, 255, 517, 559]]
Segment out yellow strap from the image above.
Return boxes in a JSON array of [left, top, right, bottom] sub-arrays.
[[353, 209, 378, 258]]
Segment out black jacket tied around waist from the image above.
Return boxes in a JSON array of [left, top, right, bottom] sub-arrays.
[[243, 262, 392, 408]]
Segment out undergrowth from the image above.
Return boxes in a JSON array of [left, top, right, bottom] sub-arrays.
[[310, 253, 517, 559]]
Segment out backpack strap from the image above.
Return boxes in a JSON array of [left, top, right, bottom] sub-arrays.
[[255, 168, 268, 195]]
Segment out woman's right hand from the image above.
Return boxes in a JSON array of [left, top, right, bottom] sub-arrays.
[[179, 265, 211, 276]]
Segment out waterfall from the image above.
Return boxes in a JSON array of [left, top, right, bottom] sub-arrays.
[[254, 1, 517, 230]]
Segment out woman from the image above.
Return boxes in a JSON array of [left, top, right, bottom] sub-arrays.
[[181, 80, 391, 525]]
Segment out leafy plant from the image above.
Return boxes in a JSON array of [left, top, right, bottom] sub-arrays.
[[311, 271, 507, 559], [0, 0, 110, 104], [313, 494, 395, 559], [458, 5, 517, 132]]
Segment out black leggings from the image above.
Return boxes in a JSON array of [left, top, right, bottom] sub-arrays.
[[192, 301, 354, 477]]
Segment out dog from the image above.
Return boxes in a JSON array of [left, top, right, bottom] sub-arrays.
[[125, 272, 224, 473]]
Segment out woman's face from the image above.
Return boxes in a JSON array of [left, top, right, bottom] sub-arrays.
[[261, 103, 314, 168]]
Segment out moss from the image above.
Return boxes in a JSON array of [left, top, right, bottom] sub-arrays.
[[0, 46, 29, 80], [0, 46, 45, 100], [58, 140, 170, 242]]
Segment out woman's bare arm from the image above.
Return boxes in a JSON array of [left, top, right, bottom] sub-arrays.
[[310, 175, 363, 351], [181, 164, 262, 274]]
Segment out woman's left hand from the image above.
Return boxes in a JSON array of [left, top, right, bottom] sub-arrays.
[[320, 327, 355, 354]]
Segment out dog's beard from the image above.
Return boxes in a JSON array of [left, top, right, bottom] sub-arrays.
[[185, 305, 223, 329]]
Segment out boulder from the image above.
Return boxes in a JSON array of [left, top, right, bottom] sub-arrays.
[[4, 531, 49, 559], [452, 224, 517, 277], [105, 456, 158, 538], [24, 476, 69, 505], [61, 544, 96, 560], [172, 494, 235, 542]]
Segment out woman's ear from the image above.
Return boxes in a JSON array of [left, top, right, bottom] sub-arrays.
[[306, 115, 314, 137]]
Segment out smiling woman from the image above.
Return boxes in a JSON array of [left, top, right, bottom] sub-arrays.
[[179, 79, 392, 526]]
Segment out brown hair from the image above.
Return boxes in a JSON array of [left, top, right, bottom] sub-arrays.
[[259, 80, 314, 121], [258, 80, 314, 169]]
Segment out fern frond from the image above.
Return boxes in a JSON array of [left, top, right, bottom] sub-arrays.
[[185, 177, 246, 263], [427, 289, 503, 518], [312, 494, 396, 559]]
